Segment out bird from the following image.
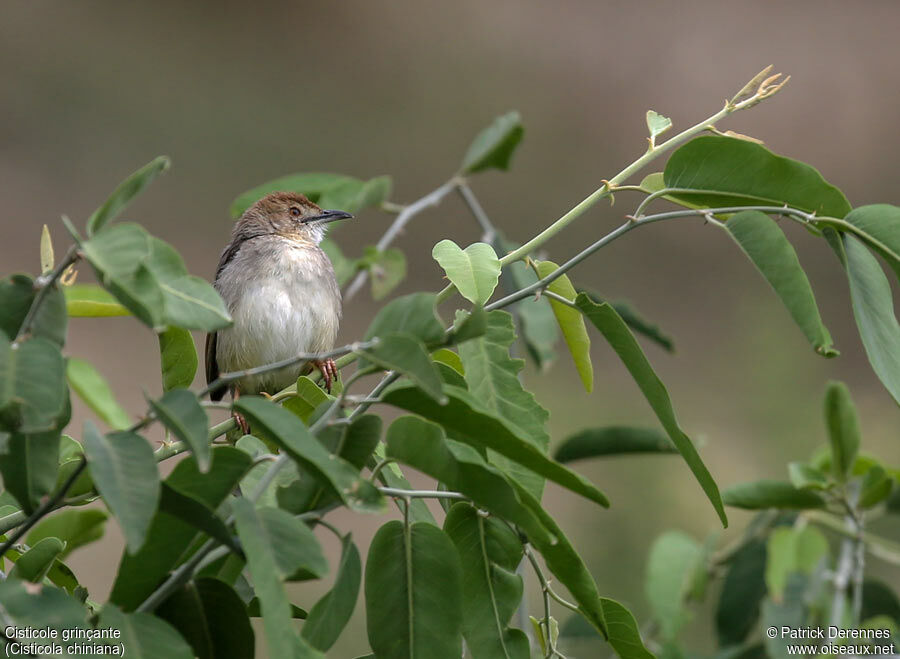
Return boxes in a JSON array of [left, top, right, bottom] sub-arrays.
[[205, 191, 352, 429]]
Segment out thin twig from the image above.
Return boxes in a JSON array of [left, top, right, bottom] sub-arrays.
[[0, 457, 87, 560], [198, 339, 378, 399], [14, 244, 80, 344], [437, 68, 790, 306], [457, 182, 497, 243], [485, 205, 820, 312], [378, 487, 468, 500], [344, 178, 460, 300]]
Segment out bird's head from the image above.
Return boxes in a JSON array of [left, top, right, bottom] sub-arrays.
[[241, 191, 353, 245]]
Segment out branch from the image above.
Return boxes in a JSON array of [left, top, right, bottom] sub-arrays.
[[15, 244, 80, 343], [0, 456, 87, 560], [436, 67, 790, 305], [485, 205, 817, 312], [457, 182, 498, 243], [344, 178, 460, 300], [198, 339, 378, 399], [378, 487, 468, 500]]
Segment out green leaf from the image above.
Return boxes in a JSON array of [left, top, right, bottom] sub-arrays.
[[861, 579, 900, 625], [0, 429, 63, 513], [40, 224, 55, 273], [230, 172, 390, 218], [99, 604, 194, 658], [0, 273, 68, 346], [81, 224, 231, 331], [822, 204, 900, 279], [512, 483, 608, 637], [359, 333, 446, 403], [823, 381, 861, 481], [382, 382, 609, 507], [82, 421, 160, 552], [79, 223, 163, 327], [432, 240, 501, 305], [27, 509, 108, 559], [842, 235, 900, 406], [447, 306, 488, 345], [86, 155, 170, 235], [461, 111, 524, 174], [158, 327, 198, 391], [385, 416, 553, 544], [0, 576, 90, 638], [232, 497, 324, 659], [765, 527, 828, 600], [600, 598, 655, 659], [724, 210, 836, 357], [277, 415, 381, 514], [157, 482, 240, 554], [370, 443, 437, 527], [233, 396, 384, 512], [578, 289, 675, 352], [722, 480, 826, 510], [554, 426, 676, 463], [503, 255, 559, 368], [761, 575, 810, 659], [716, 539, 768, 647], [64, 283, 131, 317], [575, 294, 727, 526], [54, 434, 95, 502], [144, 237, 232, 331], [156, 579, 255, 659], [787, 462, 829, 490], [10, 536, 65, 582], [257, 506, 328, 580], [858, 465, 894, 509], [110, 447, 251, 610], [431, 348, 464, 374], [457, 310, 550, 498], [364, 292, 445, 346], [66, 357, 132, 430], [247, 598, 308, 619], [646, 110, 672, 146], [319, 175, 393, 214], [282, 377, 334, 426], [302, 534, 362, 651], [645, 531, 702, 640], [444, 502, 529, 659], [362, 246, 406, 300], [0, 335, 67, 433], [662, 136, 851, 217], [148, 388, 210, 472], [535, 261, 593, 392], [365, 520, 463, 659]]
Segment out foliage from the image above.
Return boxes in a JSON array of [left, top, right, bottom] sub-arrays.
[[1, 66, 898, 659]]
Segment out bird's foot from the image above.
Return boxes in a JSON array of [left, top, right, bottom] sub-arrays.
[[314, 358, 338, 393], [232, 410, 250, 435]]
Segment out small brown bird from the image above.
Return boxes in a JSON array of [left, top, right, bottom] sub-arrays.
[[205, 192, 352, 418]]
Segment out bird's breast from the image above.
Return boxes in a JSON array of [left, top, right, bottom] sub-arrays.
[[215, 240, 341, 393]]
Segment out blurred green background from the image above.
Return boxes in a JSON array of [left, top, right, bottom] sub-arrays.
[[2, 1, 898, 655]]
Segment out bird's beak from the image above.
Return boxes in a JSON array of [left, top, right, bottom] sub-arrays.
[[304, 209, 354, 224]]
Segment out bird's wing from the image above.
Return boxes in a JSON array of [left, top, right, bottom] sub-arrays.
[[205, 330, 227, 401]]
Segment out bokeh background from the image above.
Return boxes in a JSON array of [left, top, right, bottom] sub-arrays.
[[2, 1, 899, 655]]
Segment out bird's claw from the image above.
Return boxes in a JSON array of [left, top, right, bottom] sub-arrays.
[[315, 358, 338, 393], [232, 410, 250, 435]]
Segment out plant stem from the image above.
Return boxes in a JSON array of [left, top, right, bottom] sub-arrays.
[[436, 69, 789, 306], [485, 205, 817, 312], [14, 244, 80, 344], [457, 182, 497, 243], [0, 456, 87, 560], [344, 178, 460, 300], [198, 339, 378, 399], [378, 487, 467, 500], [524, 544, 565, 658]]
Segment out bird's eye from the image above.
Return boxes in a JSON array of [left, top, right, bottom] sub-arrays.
[[290, 207, 301, 217]]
